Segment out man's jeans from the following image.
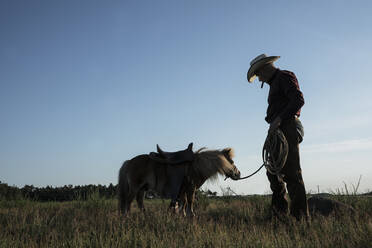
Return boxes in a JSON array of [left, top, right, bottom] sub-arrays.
[[266, 117, 309, 220]]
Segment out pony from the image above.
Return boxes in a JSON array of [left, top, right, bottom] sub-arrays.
[[118, 147, 240, 217]]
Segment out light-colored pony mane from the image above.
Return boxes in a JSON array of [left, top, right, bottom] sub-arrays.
[[192, 148, 235, 182]]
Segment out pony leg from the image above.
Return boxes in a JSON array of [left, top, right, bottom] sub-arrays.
[[118, 191, 127, 215], [185, 186, 196, 217], [136, 189, 145, 212], [118, 179, 129, 215], [167, 199, 179, 215], [125, 192, 136, 214], [119, 192, 133, 216], [177, 191, 187, 216], [176, 183, 187, 216]]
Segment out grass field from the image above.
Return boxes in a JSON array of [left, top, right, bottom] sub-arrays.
[[1, 195, 371, 248]]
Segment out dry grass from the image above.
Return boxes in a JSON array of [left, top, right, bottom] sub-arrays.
[[0, 195, 371, 248]]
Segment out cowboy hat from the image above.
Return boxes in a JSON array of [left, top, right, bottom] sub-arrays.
[[247, 54, 280, 82]]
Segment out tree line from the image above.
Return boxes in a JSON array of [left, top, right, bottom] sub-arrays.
[[0, 181, 221, 202], [0, 181, 117, 201]]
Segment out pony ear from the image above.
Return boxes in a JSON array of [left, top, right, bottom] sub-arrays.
[[223, 148, 234, 158]]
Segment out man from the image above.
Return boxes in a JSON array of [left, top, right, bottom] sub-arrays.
[[247, 54, 309, 220]]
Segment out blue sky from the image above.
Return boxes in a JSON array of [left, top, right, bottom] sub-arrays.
[[1, 0, 371, 194]]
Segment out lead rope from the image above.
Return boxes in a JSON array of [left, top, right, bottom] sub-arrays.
[[263, 129, 288, 176], [229, 129, 288, 181]]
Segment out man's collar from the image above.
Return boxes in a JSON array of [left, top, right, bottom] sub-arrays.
[[267, 68, 279, 85]]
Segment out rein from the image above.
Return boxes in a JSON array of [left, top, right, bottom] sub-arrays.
[[226, 163, 265, 181], [226, 129, 289, 181]]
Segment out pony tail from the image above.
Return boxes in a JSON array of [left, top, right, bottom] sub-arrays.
[[118, 160, 130, 214]]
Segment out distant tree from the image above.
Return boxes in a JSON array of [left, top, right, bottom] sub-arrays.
[[0, 182, 119, 202], [0, 182, 22, 200]]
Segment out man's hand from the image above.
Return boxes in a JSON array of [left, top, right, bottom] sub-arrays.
[[269, 116, 282, 133]]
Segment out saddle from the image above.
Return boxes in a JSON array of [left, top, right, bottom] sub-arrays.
[[149, 142, 195, 165]]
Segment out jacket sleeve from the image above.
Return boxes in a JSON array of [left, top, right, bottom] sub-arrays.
[[278, 73, 304, 120]]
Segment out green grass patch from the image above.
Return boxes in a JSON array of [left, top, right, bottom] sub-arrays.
[[1, 196, 371, 247]]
